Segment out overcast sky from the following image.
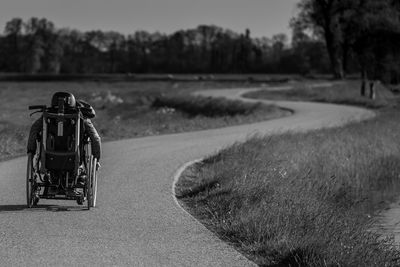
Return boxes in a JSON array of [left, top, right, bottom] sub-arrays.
[[0, 0, 300, 38]]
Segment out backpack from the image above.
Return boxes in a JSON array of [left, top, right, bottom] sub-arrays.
[[77, 100, 96, 119]]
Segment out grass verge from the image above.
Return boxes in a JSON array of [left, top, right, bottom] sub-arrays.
[[176, 110, 400, 266], [244, 81, 396, 109], [0, 81, 287, 161], [175, 82, 400, 266]]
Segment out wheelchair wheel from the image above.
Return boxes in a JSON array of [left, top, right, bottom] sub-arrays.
[[90, 157, 98, 208], [86, 176, 91, 210], [77, 196, 84, 205], [86, 155, 93, 210], [26, 154, 35, 208]]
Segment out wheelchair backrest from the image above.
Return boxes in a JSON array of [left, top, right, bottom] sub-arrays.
[[42, 107, 83, 171]]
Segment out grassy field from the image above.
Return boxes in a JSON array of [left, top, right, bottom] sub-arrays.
[[175, 82, 400, 266], [0, 73, 299, 83], [244, 81, 396, 109], [0, 81, 287, 161]]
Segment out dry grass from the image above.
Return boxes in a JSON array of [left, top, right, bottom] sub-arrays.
[[0, 81, 286, 161], [244, 81, 396, 109], [152, 95, 262, 117], [176, 81, 400, 266], [176, 110, 400, 265]]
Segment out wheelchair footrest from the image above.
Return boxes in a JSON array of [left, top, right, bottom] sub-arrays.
[[40, 189, 82, 200], [39, 194, 80, 200]]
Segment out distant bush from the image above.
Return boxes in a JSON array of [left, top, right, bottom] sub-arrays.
[[152, 95, 261, 117]]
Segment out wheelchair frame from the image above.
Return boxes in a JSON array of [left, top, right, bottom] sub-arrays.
[[26, 105, 98, 209]]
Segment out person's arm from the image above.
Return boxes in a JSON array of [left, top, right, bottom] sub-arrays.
[[84, 119, 101, 161], [27, 117, 43, 153]]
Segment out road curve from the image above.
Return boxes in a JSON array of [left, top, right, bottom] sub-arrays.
[[0, 86, 374, 266]]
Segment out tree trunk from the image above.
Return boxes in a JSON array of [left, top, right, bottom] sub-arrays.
[[325, 30, 344, 79], [369, 81, 376, 100], [361, 68, 367, 96], [342, 41, 350, 77], [332, 56, 344, 79]]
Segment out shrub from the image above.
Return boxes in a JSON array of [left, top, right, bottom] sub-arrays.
[[152, 95, 261, 117]]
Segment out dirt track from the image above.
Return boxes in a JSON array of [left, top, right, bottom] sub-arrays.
[[0, 86, 374, 266]]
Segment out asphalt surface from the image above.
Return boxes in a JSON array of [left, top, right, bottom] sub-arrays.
[[0, 86, 375, 266], [372, 197, 400, 243]]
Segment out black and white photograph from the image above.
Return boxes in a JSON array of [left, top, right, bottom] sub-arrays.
[[0, 0, 400, 266]]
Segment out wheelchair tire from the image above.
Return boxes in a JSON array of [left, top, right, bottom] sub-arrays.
[[86, 155, 93, 210], [86, 176, 91, 210], [33, 195, 39, 206], [26, 154, 34, 208], [90, 158, 98, 208], [77, 195, 84, 205]]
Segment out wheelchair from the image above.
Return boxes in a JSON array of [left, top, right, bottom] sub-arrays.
[[26, 103, 98, 210]]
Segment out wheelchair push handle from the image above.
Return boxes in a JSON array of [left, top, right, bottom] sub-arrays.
[[29, 105, 46, 111]]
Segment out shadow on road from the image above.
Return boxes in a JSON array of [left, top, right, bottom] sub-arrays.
[[0, 204, 89, 212]]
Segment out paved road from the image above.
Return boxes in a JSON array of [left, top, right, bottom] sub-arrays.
[[0, 86, 374, 266], [372, 199, 400, 243]]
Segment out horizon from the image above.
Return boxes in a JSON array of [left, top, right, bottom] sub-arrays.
[[0, 0, 300, 39]]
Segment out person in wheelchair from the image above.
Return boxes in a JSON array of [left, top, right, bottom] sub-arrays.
[[27, 92, 101, 188]]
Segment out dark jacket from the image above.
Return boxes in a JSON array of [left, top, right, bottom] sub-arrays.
[[27, 116, 101, 160]]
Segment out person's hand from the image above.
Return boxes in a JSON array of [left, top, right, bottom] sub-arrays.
[[96, 162, 101, 171]]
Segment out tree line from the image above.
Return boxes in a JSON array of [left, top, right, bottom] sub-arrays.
[[0, 17, 330, 75], [1, 0, 400, 84], [295, 0, 400, 84]]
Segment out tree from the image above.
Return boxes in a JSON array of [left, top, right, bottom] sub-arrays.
[[291, 21, 330, 75], [294, 0, 400, 83], [22, 17, 63, 73], [58, 28, 85, 73], [293, 0, 348, 78], [350, 0, 400, 85], [3, 18, 24, 71], [0, 18, 356, 75], [103, 31, 125, 73], [271, 34, 288, 63]]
